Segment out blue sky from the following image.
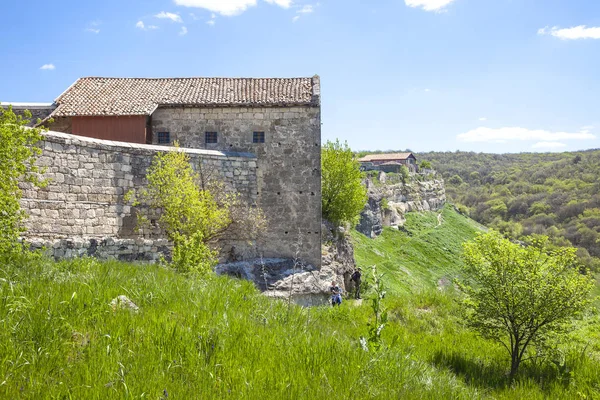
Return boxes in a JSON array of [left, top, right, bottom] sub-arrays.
[[1, 0, 600, 153]]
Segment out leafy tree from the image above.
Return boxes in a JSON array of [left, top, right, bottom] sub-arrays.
[[399, 165, 410, 184], [457, 232, 594, 380], [322, 139, 367, 227], [419, 160, 432, 170], [448, 174, 463, 185], [0, 105, 46, 253], [128, 145, 258, 274]]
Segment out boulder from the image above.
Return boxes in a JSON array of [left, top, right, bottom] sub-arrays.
[[110, 295, 139, 313]]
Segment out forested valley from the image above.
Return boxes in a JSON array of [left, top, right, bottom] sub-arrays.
[[419, 149, 600, 270]]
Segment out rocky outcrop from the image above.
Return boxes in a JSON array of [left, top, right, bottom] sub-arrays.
[[357, 172, 446, 238], [215, 221, 356, 307]]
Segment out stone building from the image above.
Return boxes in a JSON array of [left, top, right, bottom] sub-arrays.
[[19, 77, 322, 267], [358, 152, 418, 173]]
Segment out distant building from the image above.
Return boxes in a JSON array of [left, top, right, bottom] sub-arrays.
[[358, 152, 418, 172]]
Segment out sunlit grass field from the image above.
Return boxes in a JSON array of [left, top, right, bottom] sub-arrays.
[[1, 206, 598, 399]]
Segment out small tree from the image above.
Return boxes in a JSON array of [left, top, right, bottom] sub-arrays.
[[398, 165, 410, 184], [321, 139, 367, 227], [0, 105, 46, 253], [128, 146, 231, 274], [419, 160, 432, 170], [457, 231, 594, 380]]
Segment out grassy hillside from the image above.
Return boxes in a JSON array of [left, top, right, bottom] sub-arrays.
[[418, 150, 600, 270], [0, 251, 479, 399], [1, 207, 599, 399], [351, 204, 484, 293]]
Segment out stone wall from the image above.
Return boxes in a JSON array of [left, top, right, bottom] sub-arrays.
[[357, 172, 447, 238], [4, 104, 55, 127], [20, 130, 258, 261], [151, 105, 322, 267]]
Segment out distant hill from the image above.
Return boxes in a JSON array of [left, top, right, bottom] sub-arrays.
[[419, 150, 600, 270]]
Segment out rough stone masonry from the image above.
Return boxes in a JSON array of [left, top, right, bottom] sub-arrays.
[[17, 76, 322, 268], [20, 130, 258, 262]]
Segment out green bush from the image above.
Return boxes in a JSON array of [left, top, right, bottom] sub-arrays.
[[322, 139, 368, 227], [0, 105, 46, 253]]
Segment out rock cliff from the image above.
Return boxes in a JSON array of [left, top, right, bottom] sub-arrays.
[[215, 221, 356, 307], [357, 172, 446, 238]]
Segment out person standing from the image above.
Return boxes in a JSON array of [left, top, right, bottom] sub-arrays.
[[330, 281, 342, 306], [351, 268, 362, 299]]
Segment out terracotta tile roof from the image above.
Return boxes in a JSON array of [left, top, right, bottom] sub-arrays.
[[50, 76, 320, 117], [358, 153, 416, 162]]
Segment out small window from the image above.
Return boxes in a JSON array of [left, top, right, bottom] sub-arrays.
[[158, 132, 170, 144], [205, 132, 218, 144], [253, 131, 265, 143]]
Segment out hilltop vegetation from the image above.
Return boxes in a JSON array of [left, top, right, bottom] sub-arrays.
[[418, 150, 600, 270]]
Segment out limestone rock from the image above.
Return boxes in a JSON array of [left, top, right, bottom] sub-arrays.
[[215, 227, 356, 307], [357, 172, 446, 238], [110, 295, 139, 313]]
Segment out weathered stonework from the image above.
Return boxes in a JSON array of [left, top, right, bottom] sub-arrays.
[[150, 105, 322, 266], [16, 76, 322, 270], [5, 104, 55, 127], [20, 130, 258, 261], [357, 172, 447, 238]]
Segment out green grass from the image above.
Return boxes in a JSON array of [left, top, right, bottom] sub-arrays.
[[1, 206, 599, 399], [0, 252, 478, 399], [351, 204, 484, 292]]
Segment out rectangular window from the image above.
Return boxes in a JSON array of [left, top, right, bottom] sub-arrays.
[[205, 131, 218, 144], [158, 132, 170, 144], [253, 131, 265, 143]]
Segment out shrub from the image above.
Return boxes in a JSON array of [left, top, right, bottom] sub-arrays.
[[0, 105, 46, 253]]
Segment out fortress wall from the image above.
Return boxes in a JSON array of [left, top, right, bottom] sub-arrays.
[[20, 130, 258, 262]]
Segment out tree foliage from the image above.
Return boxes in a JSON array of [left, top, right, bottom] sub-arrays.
[[420, 150, 600, 270], [419, 160, 432, 170], [0, 105, 46, 253], [457, 231, 594, 380], [128, 145, 265, 273], [322, 139, 367, 227]]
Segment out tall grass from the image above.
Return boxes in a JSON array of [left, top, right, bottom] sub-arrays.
[[1, 206, 598, 398], [0, 252, 476, 399]]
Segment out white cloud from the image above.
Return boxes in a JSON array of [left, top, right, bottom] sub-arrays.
[[297, 4, 313, 13], [155, 11, 183, 23], [538, 25, 600, 40], [264, 0, 292, 8], [173, 0, 292, 16], [207, 13, 217, 25], [457, 127, 596, 143], [179, 26, 188, 35], [532, 141, 567, 149], [40, 64, 55, 70], [85, 20, 101, 34], [292, 15, 300, 22], [136, 21, 158, 30], [405, 0, 456, 12], [479, 117, 487, 121], [424, 88, 431, 92]]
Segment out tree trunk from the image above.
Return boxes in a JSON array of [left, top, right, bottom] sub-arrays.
[[509, 342, 521, 382]]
